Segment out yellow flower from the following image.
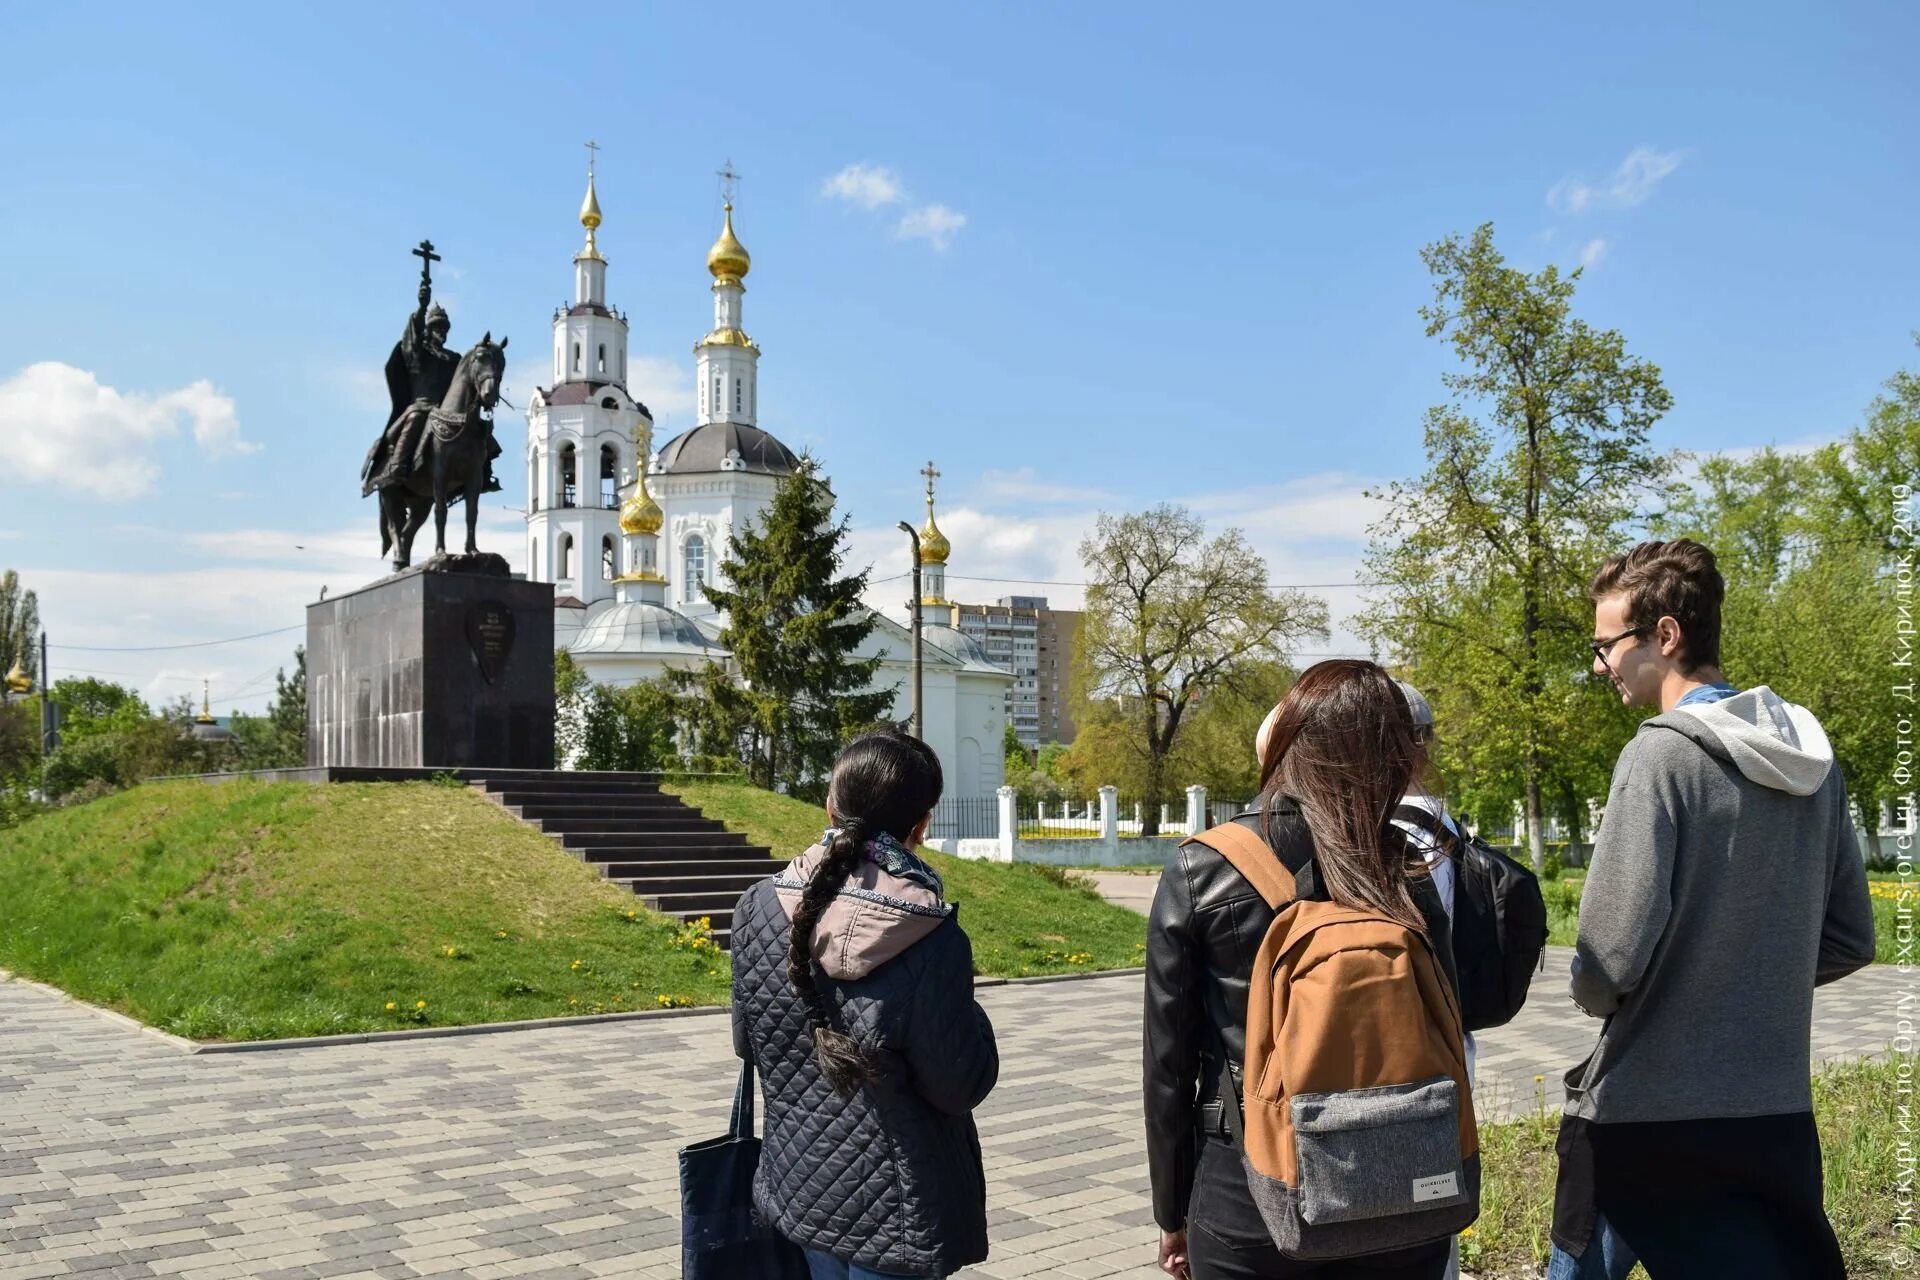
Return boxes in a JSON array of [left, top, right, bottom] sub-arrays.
[[1461, 1226, 1476, 1238], [385, 1001, 396, 1012], [415, 1000, 426, 1011], [496, 930, 508, 938], [571, 959, 583, 970]]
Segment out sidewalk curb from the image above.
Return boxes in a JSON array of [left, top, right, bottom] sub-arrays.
[[2, 963, 1148, 1055]]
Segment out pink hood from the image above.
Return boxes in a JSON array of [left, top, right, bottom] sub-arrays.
[[773, 844, 953, 981]]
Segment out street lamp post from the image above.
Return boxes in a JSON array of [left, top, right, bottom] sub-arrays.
[[895, 522, 923, 740], [38, 629, 53, 755]]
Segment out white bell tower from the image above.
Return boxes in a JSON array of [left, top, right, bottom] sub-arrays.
[[525, 143, 651, 607]]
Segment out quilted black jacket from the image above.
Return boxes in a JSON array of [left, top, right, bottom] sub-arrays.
[[1143, 802, 1458, 1236], [730, 877, 999, 1275]]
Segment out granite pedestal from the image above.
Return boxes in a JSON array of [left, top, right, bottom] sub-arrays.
[[306, 566, 555, 768]]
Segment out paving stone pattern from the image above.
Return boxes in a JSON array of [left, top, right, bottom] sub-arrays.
[[0, 953, 1904, 1279]]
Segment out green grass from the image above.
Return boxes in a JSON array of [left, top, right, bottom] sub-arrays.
[[1544, 871, 1901, 963], [1469, 1055, 1914, 1279], [0, 780, 729, 1041], [664, 776, 1149, 977]]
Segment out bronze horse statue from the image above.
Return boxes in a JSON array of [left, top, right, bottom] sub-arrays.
[[361, 334, 508, 571]]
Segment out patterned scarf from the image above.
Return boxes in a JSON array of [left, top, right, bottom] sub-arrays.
[[821, 826, 946, 898]]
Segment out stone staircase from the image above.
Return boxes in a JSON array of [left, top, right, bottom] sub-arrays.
[[470, 770, 780, 949]]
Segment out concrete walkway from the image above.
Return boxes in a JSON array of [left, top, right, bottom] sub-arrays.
[[0, 952, 1904, 1279]]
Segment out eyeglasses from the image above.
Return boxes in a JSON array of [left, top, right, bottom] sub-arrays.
[[1589, 624, 1650, 665]]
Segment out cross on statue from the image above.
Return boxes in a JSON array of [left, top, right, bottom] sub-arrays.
[[412, 239, 441, 288], [585, 138, 599, 179], [921, 460, 940, 506], [718, 159, 741, 206]]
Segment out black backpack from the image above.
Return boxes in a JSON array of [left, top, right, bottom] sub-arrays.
[[1395, 804, 1549, 1032]]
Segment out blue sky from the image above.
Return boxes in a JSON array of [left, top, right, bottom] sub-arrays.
[[1, 1, 1915, 710]]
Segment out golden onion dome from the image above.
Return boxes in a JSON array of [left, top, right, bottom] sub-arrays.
[[620, 472, 664, 536], [919, 512, 951, 566], [580, 174, 603, 231], [4, 659, 29, 694], [707, 202, 751, 282]]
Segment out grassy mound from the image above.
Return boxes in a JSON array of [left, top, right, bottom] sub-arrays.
[[664, 777, 1149, 977], [0, 779, 728, 1041]]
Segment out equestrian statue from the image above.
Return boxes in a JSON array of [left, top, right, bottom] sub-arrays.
[[360, 239, 509, 572]]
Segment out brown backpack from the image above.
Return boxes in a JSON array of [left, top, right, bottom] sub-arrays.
[[1186, 822, 1479, 1260]]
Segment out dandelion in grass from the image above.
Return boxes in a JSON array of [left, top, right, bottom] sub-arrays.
[[385, 1001, 397, 1013]]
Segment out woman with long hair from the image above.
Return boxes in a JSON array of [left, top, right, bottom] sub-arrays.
[[1144, 660, 1461, 1280], [729, 730, 1000, 1280]]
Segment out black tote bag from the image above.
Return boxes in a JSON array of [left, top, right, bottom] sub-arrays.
[[679, 1056, 809, 1280]]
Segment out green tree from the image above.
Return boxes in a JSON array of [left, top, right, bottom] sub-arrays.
[[1362, 224, 1672, 871], [231, 647, 307, 769], [1167, 659, 1296, 803], [0, 570, 39, 688], [1002, 722, 1031, 787], [1661, 434, 1903, 862], [1077, 504, 1327, 835], [576, 680, 681, 772], [674, 459, 895, 798]]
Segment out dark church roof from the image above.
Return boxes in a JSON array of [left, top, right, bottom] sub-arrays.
[[655, 421, 799, 477], [540, 381, 651, 417]]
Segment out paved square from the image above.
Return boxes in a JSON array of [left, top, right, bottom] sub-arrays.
[[0, 951, 1902, 1279]]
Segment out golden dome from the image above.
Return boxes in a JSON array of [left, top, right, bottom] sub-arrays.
[[620, 469, 664, 536], [3, 659, 29, 694], [580, 173, 603, 230], [707, 202, 751, 282], [696, 326, 758, 350], [919, 515, 950, 566], [576, 173, 605, 261], [918, 460, 951, 565]]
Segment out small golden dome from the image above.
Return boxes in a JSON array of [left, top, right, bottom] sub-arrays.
[[918, 459, 951, 565], [580, 174, 603, 230], [919, 512, 951, 566], [4, 659, 29, 694], [620, 470, 664, 536], [707, 202, 751, 282]]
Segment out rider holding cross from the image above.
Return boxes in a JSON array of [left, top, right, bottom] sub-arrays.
[[362, 240, 500, 500]]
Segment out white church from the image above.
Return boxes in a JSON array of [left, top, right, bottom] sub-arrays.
[[521, 167, 1012, 798]]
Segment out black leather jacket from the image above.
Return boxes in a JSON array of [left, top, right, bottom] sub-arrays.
[[1143, 802, 1457, 1234]]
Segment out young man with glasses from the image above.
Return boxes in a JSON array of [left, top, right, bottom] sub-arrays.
[[1548, 539, 1874, 1279]]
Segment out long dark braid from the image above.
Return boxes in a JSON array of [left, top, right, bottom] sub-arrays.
[[787, 730, 943, 1095]]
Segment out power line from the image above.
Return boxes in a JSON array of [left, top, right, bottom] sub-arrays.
[[869, 572, 1383, 590], [50, 625, 303, 654]]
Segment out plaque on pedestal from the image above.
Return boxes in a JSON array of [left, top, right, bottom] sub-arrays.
[[306, 564, 555, 768]]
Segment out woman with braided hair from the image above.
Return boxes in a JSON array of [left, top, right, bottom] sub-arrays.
[[729, 730, 1000, 1279]]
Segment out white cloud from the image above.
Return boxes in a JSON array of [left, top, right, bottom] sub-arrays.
[[1579, 238, 1608, 269], [625, 355, 698, 428], [1548, 146, 1684, 214], [895, 204, 967, 251], [0, 362, 255, 497], [821, 163, 906, 210], [822, 163, 967, 251]]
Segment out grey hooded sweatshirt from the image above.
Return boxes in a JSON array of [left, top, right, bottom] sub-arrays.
[[1565, 686, 1877, 1123]]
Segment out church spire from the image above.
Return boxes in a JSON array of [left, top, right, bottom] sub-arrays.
[[578, 140, 604, 262], [918, 461, 951, 622], [695, 162, 761, 427]]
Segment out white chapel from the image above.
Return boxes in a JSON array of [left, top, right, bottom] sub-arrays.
[[523, 166, 1011, 797]]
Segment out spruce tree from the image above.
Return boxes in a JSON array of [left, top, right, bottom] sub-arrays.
[[676, 458, 894, 798]]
